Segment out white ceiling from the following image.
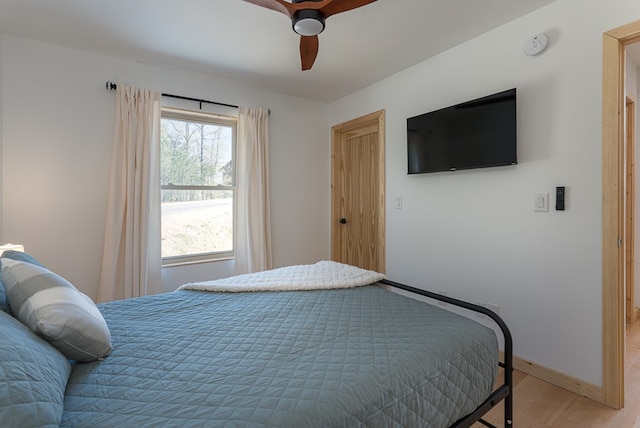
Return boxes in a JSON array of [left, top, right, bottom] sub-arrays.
[[0, 0, 558, 103]]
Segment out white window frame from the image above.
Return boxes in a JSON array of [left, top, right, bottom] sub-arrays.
[[160, 107, 237, 267]]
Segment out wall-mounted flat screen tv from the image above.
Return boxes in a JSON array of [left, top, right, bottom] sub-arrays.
[[407, 88, 517, 174]]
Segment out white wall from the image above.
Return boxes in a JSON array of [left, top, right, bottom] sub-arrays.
[[0, 35, 331, 298], [328, 0, 640, 387]]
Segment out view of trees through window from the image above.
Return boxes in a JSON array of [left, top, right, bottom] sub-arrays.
[[160, 112, 235, 261]]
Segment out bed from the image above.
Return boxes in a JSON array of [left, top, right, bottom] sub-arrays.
[[0, 254, 512, 428]]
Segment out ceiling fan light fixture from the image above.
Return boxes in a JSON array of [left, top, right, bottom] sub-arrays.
[[292, 10, 325, 36], [244, 0, 377, 70]]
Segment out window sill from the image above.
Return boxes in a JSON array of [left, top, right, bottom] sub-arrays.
[[162, 255, 234, 268]]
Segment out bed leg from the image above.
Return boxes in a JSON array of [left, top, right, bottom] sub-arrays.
[[503, 326, 514, 427], [504, 371, 513, 426]]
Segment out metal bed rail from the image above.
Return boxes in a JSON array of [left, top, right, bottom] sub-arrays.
[[379, 279, 513, 428]]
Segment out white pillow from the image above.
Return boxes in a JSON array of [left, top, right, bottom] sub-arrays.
[[1, 259, 112, 362]]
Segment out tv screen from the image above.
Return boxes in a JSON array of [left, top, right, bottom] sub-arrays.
[[407, 88, 517, 174]]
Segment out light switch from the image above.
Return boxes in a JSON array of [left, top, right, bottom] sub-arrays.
[[534, 193, 549, 212], [394, 196, 402, 209]]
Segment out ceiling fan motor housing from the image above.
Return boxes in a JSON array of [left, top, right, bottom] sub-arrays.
[[292, 9, 326, 36]]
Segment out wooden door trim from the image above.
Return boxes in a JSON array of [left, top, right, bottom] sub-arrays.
[[602, 19, 640, 410], [626, 96, 636, 324], [331, 110, 386, 272]]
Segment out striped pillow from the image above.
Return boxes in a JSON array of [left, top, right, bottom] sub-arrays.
[[1, 259, 112, 362], [0, 250, 45, 315]]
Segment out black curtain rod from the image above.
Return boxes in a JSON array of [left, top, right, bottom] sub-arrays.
[[105, 81, 239, 110]]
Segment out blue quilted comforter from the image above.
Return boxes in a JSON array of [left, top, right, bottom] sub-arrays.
[[61, 285, 498, 427]]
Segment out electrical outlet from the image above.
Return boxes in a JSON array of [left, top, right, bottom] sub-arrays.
[[486, 303, 500, 315]]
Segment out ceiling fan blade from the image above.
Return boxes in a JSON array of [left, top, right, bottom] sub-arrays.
[[242, 0, 296, 18], [300, 35, 319, 71], [320, 0, 377, 18], [242, 0, 376, 21], [243, 0, 375, 71]]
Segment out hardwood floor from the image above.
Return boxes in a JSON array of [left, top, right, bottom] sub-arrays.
[[472, 320, 640, 427]]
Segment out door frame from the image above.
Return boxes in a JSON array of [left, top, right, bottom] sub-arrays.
[[626, 96, 636, 324], [331, 109, 386, 272], [602, 19, 640, 410]]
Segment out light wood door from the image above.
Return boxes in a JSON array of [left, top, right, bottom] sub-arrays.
[[331, 110, 385, 273]]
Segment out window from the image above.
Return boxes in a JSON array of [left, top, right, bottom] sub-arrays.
[[160, 108, 236, 265]]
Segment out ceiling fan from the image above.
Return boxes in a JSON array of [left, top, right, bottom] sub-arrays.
[[242, 0, 377, 71]]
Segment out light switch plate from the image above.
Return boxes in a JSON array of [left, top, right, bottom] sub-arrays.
[[534, 193, 549, 212], [394, 196, 402, 209]]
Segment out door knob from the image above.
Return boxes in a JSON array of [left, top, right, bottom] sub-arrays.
[[339, 218, 347, 224]]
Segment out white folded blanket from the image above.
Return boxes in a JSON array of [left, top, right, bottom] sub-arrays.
[[177, 260, 385, 293]]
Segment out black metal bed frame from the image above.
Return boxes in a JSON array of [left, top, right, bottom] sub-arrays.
[[380, 279, 513, 428]]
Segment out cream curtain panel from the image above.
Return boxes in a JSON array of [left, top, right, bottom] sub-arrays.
[[98, 85, 162, 302], [235, 106, 272, 274]]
